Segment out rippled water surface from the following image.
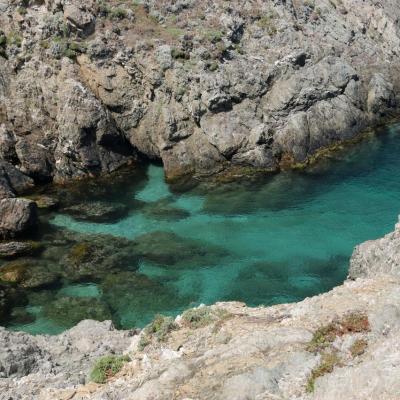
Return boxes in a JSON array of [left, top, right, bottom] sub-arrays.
[[4, 125, 400, 334]]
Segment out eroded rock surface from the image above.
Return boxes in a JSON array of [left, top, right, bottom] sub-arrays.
[[0, 0, 400, 187], [1, 219, 400, 399], [0, 198, 38, 239]]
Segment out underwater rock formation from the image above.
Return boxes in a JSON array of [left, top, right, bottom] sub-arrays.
[[1, 219, 400, 399]]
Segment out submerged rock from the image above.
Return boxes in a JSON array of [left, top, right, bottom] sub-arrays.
[[0, 259, 60, 289], [28, 195, 60, 210], [0, 241, 43, 259], [142, 198, 190, 221], [43, 297, 112, 328], [62, 201, 129, 223], [101, 271, 192, 328], [61, 234, 139, 281], [132, 231, 227, 267], [0, 283, 27, 323], [0, 198, 38, 239]]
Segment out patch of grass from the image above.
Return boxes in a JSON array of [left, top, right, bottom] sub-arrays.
[[139, 314, 178, 350], [203, 29, 224, 43], [350, 338, 368, 357], [138, 335, 151, 351], [17, 6, 27, 15], [171, 47, 187, 60], [182, 306, 231, 329], [97, 1, 127, 19], [165, 26, 185, 39], [307, 312, 370, 353], [144, 314, 178, 341], [306, 352, 341, 393], [109, 7, 127, 20], [257, 13, 278, 36], [7, 31, 22, 48], [90, 355, 130, 384]]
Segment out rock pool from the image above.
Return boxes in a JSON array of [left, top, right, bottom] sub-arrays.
[[2, 124, 400, 334]]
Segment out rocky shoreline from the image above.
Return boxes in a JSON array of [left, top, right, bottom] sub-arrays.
[[1, 218, 400, 399], [1, 0, 400, 398], [1, 0, 400, 191]]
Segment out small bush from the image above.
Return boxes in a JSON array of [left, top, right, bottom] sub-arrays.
[[350, 338, 368, 357], [182, 306, 213, 328], [257, 14, 278, 36], [307, 312, 370, 352], [144, 314, 178, 341], [90, 355, 130, 384], [306, 352, 341, 393], [204, 30, 224, 43], [109, 8, 127, 20], [139, 314, 178, 350], [7, 32, 22, 48], [182, 306, 231, 329], [17, 6, 27, 15]]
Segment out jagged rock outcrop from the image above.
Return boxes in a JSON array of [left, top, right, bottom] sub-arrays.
[[0, 198, 38, 239], [0, 0, 400, 187], [1, 219, 400, 399]]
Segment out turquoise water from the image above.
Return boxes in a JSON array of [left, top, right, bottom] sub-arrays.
[[4, 124, 400, 334]]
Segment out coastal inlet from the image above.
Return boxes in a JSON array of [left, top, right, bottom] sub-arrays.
[[1, 124, 400, 335]]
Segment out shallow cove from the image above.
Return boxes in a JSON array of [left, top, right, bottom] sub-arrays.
[[3, 124, 400, 335]]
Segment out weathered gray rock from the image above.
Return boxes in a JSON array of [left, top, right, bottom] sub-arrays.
[[0, 241, 42, 258], [1, 0, 400, 184], [0, 198, 38, 239], [349, 217, 400, 279]]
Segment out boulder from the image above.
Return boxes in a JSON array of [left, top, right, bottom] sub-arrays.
[[62, 201, 129, 223], [0, 241, 43, 258], [0, 198, 38, 239], [63, 3, 95, 36]]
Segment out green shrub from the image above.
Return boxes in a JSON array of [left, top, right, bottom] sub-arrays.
[[182, 306, 232, 329], [109, 7, 127, 20], [90, 355, 130, 384], [182, 306, 212, 328], [204, 29, 224, 43], [257, 14, 278, 36], [17, 6, 27, 15], [138, 314, 178, 350], [306, 352, 341, 392], [350, 338, 368, 357], [7, 32, 22, 48], [307, 312, 370, 353]]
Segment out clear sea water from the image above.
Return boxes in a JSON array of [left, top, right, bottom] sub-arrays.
[[5, 124, 400, 334]]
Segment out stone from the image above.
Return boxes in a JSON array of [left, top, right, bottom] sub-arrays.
[[62, 201, 129, 223], [0, 198, 38, 239], [1, 0, 400, 184], [132, 231, 227, 267], [141, 198, 190, 221], [43, 297, 112, 328], [349, 217, 400, 279], [0, 259, 60, 289], [63, 3, 95, 36], [0, 241, 43, 258], [60, 234, 139, 281]]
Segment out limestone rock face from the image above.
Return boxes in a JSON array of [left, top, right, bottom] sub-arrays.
[[1, 0, 400, 184], [349, 218, 400, 279], [0, 198, 38, 239]]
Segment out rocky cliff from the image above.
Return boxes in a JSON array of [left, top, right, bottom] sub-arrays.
[[1, 219, 400, 399], [1, 0, 400, 195]]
